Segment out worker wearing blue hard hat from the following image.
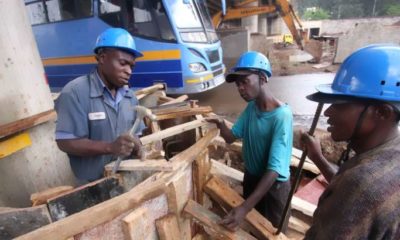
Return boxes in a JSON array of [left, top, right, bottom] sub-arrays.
[[302, 44, 400, 239], [207, 51, 293, 232], [55, 28, 145, 184]]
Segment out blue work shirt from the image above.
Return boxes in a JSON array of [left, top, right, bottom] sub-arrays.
[[232, 101, 293, 181], [55, 70, 144, 181]]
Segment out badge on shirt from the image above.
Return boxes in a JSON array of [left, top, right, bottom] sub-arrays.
[[88, 112, 106, 120]]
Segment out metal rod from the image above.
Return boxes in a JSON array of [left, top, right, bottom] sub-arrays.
[[276, 102, 324, 234]]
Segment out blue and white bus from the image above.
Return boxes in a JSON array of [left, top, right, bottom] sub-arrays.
[[24, 0, 226, 94]]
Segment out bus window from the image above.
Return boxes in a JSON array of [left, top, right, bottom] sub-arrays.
[[130, 0, 176, 42], [25, 0, 92, 25], [99, 0, 123, 27]]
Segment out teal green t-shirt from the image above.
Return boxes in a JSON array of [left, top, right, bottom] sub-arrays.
[[232, 101, 293, 181]]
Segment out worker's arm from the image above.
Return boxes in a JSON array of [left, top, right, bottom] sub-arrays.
[[301, 133, 338, 182], [57, 134, 142, 158], [219, 170, 278, 231], [205, 117, 236, 143]]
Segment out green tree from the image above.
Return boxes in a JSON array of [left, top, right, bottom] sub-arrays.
[[302, 8, 331, 20], [385, 3, 400, 16]]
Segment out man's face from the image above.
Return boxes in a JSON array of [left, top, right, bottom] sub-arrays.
[[99, 49, 136, 89], [324, 102, 369, 141], [234, 73, 261, 102]]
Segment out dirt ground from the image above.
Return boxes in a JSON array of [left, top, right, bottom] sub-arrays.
[[269, 39, 339, 77]]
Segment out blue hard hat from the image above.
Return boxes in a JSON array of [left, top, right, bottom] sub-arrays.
[[308, 44, 400, 108], [226, 51, 272, 83], [94, 28, 143, 58]]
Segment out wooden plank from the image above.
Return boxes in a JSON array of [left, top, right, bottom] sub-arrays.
[[105, 159, 174, 172], [288, 216, 310, 234], [204, 176, 288, 240], [210, 159, 244, 183], [155, 106, 213, 121], [193, 149, 210, 205], [156, 214, 182, 240], [161, 95, 188, 106], [291, 197, 317, 217], [47, 177, 121, 222], [183, 199, 256, 240], [16, 178, 166, 240], [140, 119, 213, 145], [290, 156, 320, 175], [151, 104, 191, 115], [192, 233, 209, 240], [134, 83, 164, 96], [122, 208, 148, 240], [0, 131, 32, 158], [0, 110, 56, 138], [30, 186, 74, 206], [0, 205, 51, 239]]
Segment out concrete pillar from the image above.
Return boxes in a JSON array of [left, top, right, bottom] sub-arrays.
[[258, 14, 267, 35], [241, 1, 258, 34], [0, 0, 75, 207]]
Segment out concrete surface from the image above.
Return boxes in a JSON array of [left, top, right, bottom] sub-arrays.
[[334, 22, 400, 63], [191, 73, 335, 120]]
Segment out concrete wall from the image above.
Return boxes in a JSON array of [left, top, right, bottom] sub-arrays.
[[0, 0, 75, 207], [217, 28, 250, 68], [320, 17, 400, 36], [334, 22, 400, 63]]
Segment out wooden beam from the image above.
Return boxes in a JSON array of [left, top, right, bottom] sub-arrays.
[[30, 186, 73, 206], [16, 178, 166, 240], [0, 205, 51, 239], [0, 110, 56, 138], [105, 159, 174, 172], [193, 149, 210, 205], [210, 159, 244, 183], [288, 216, 310, 234], [291, 196, 316, 217], [155, 214, 182, 240], [122, 208, 149, 240], [183, 199, 256, 240], [290, 156, 320, 175], [161, 95, 188, 106], [134, 83, 164, 97], [151, 104, 190, 115], [140, 119, 213, 145], [155, 106, 213, 121], [204, 176, 288, 240]]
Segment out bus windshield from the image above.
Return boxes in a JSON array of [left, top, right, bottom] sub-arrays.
[[165, 0, 202, 29], [166, 0, 218, 43]]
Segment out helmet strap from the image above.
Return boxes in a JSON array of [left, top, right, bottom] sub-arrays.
[[338, 104, 369, 164]]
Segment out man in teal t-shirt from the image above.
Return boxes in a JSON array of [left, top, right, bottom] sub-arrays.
[[207, 51, 293, 232]]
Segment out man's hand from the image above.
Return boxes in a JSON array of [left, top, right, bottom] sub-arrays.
[[218, 205, 249, 232], [110, 133, 137, 157], [301, 131, 323, 162], [205, 116, 224, 127]]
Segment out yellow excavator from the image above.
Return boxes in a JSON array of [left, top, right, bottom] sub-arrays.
[[211, 0, 304, 49]]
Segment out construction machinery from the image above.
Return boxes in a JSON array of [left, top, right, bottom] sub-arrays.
[[210, 0, 304, 49]]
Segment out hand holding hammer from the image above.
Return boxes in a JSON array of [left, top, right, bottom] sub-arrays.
[[111, 106, 156, 175]]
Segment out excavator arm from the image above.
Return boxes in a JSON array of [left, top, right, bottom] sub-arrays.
[[212, 0, 303, 49]]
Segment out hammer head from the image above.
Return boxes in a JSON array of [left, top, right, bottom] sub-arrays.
[[135, 106, 156, 121]]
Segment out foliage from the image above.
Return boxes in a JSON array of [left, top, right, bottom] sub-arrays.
[[294, 0, 400, 19], [385, 3, 400, 16], [302, 8, 330, 20]]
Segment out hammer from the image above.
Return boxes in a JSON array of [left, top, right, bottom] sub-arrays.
[[111, 106, 156, 175]]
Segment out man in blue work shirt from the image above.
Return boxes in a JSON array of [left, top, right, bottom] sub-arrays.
[[55, 28, 145, 183], [208, 51, 293, 232]]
